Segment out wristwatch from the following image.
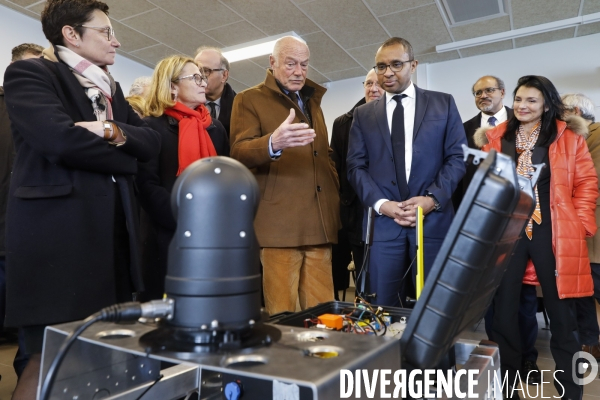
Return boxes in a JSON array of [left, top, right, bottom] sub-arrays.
[[426, 193, 441, 212], [103, 121, 112, 140]]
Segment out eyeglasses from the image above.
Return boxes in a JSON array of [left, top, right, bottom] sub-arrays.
[[373, 60, 414, 75], [78, 25, 115, 41], [473, 87, 500, 97], [363, 81, 380, 89], [201, 67, 225, 77], [173, 74, 208, 86]]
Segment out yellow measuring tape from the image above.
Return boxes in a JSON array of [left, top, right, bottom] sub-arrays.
[[416, 206, 424, 299]]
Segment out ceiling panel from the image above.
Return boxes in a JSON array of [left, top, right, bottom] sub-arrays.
[[514, 27, 575, 48], [365, 0, 435, 17], [511, 0, 580, 29], [307, 66, 330, 85], [129, 44, 181, 65], [149, 0, 242, 32], [325, 66, 368, 82], [222, 0, 320, 36], [459, 39, 513, 58], [111, 20, 158, 53], [380, 4, 452, 54], [450, 15, 511, 41], [123, 9, 218, 56], [583, 0, 600, 14], [417, 50, 460, 63], [204, 21, 266, 47], [578, 20, 600, 36], [27, 1, 43, 14], [228, 77, 250, 93], [103, 0, 156, 21], [2, 0, 598, 85], [301, 31, 361, 73], [7, 0, 38, 6], [299, 0, 389, 49], [348, 43, 381, 69], [228, 59, 268, 87]]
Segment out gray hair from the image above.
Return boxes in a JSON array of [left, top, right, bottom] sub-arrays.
[[561, 93, 596, 122], [128, 76, 152, 96], [471, 75, 505, 93], [194, 46, 230, 71]]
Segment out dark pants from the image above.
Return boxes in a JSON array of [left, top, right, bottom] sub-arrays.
[[369, 229, 443, 307], [492, 221, 581, 398], [0, 256, 5, 327], [484, 284, 539, 362], [574, 262, 600, 346]]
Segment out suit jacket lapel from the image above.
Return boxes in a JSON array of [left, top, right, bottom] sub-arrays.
[[413, 86, 428, 140], [375, 97, 393, 156]]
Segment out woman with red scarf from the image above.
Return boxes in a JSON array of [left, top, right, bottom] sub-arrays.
[[137, 55, 229, 300]]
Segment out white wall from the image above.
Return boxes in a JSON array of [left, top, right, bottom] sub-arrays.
[[427, 32, 600, 121], [0, 4, 152, 93], [321, 32, 600, 133]]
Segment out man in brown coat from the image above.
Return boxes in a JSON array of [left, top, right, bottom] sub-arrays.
[[230, 36, 340, 315], [562, 93, 600, 359]]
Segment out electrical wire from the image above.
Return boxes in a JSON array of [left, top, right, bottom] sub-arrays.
[[134, 374, 164, 400]]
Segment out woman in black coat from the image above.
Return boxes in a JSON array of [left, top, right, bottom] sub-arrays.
[[3, 1, 160, 397], [137, 55, 229, 300]]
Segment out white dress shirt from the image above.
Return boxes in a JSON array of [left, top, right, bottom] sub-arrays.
[[374, 82, 417, 213], [479, 106, 507, 127]]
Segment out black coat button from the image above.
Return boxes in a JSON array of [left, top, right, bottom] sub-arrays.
[[391, 181, 396, 186], [317, 186, 322, 192], [314, 151, 318, 156]]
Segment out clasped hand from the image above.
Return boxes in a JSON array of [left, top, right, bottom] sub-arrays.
[[271, 109, 315, 152], [379, 196, 436, 227]]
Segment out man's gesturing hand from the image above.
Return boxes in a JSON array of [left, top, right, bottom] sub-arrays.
[[271, 109, 316, 152]]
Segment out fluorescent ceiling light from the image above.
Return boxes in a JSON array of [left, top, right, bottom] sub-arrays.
[[436, 11, 600, 53], [222, 31, 303, 63]]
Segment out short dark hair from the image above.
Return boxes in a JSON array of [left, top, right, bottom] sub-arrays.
[[379, 37, 414, 60], [505, 75, 564, 147], [41, 0, 109, 47], [11, 43, 44, 62]]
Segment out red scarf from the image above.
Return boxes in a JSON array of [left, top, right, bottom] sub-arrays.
[[164, 102, 217, 175]]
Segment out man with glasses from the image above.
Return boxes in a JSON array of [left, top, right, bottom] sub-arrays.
[[330, 69, 383, 299], [194, 46, 236, 137], [230, 36, 340, 315], [347, 37, 466, 307]]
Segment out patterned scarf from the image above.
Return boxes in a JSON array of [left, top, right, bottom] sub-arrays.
[[515, 121, 542, 240], [164, 102, 216, 175], [44, 45, 117, 121]]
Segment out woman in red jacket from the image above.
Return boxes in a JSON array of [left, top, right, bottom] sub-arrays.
[[474, 75, 598, 399]]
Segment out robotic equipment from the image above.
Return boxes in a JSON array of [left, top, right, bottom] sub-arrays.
[[39, 149, 541, 399]]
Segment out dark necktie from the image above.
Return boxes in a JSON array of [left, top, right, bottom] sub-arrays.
[[207, 102, 217, 119], [487, 116, 497, 126], [391, 94, 409, 200], [287, 91, 311, 126]]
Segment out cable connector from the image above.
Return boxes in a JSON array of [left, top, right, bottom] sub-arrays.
[[141, 298, 175, 320]]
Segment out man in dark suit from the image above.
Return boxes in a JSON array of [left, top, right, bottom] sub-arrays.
[[347, 37, 466, 307], [195, 46, 236, 138], [454, 76, 513, 208]]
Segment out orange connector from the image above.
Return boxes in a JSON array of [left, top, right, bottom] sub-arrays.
[[318, 313, 343, 330]]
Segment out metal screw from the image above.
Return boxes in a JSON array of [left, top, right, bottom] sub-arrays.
[[211, 320, 219, 328], [140, 364, 144, 368], [132, 376, 136, 381], [184, 231, 191, 237], [239, 231, 246, 238], [214, 168, 221, 174], [249, 319, 255, 325], [149, 370, 152, 374], [106, 375, 110, 379], [115, 382, 119, 386], [201, 324, 207, 329], [63, 388, 68, 393], [186, 193, 193, 200], [240, 194, 247, 201]]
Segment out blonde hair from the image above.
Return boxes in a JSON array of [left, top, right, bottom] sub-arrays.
[[125, 95, 146, 117], [145, 55, 196, 117]]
